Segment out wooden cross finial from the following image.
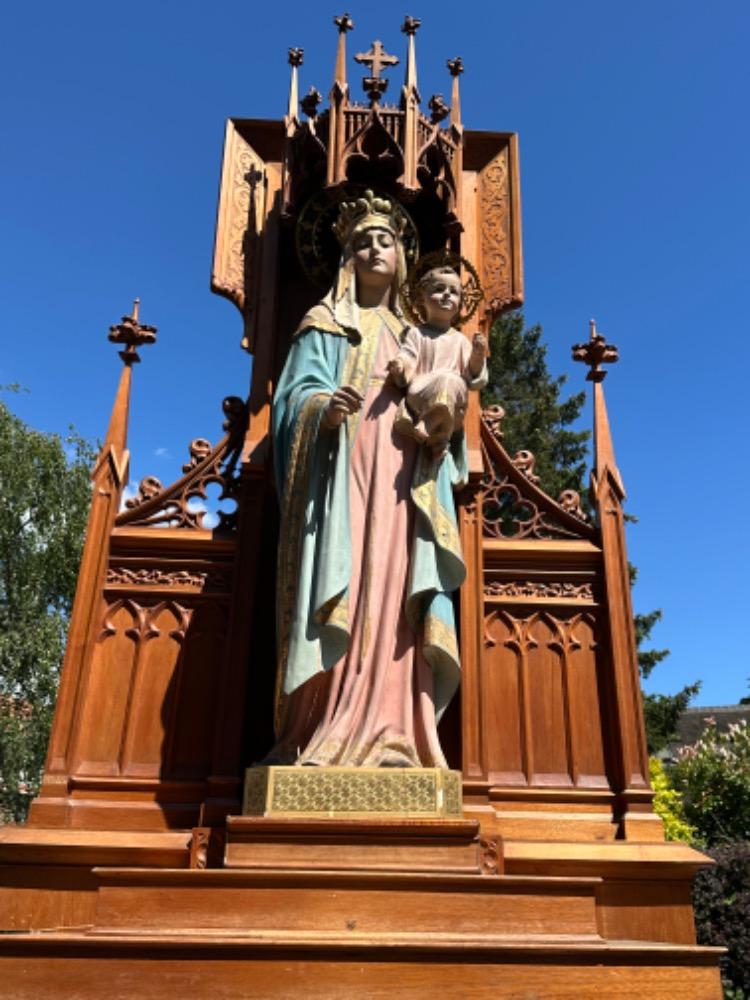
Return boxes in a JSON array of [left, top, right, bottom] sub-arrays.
[[355, 39, 399, 105], [334, 12, 354, 33], [401, 15, 421, 36], [108, 298, 157, 365], [572, 318, 619, 382]]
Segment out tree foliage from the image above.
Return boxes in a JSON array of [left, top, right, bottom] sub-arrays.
[[482, 311, 589, 499], [0, 387, 95, 821]]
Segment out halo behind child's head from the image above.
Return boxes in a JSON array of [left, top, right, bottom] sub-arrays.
[[401, 249, 483, 326]]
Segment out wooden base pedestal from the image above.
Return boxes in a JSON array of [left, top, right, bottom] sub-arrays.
[[0, 815, 723, 998]]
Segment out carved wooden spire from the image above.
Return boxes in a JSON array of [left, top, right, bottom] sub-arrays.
[[332, 12, 353, 90], [572, 319, 650, 813], [286, 47, 304, 124], [447, 56, 464, 128], [401, 16, 421, 193], [35, 300, 157, 799], [104, 298, 156, 472], [401, 16, 420, 92], [572, 318, 623, 495], [327, 13, 354, 186]]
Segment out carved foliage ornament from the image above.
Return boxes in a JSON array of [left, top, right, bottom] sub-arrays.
[[105, 567, 231, 592], [484, 580, 594, 601], [117, 397, 246, 532], [479, 148, 513, 315], [211, 124, 266, 318], [480, 411, 594, 542]]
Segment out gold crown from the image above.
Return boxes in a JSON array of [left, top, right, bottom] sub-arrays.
[[332, 189, 407, 247]]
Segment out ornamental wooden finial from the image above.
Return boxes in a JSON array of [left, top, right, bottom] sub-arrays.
[[108, 298, 157, 366], [355, 39, 399, 105], [572, 318, 619, 382]]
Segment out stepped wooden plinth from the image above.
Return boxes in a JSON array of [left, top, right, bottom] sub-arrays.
[[0, 815, 724, 997]]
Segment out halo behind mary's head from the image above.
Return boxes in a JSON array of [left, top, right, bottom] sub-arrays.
[[295, 186, 419, 291]]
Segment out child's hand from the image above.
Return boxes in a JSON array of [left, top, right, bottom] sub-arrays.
[[387, 357, 406, 384], [472, 333, 488, 357]]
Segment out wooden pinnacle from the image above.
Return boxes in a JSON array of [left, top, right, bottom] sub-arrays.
[[334, 12, 354, 33], [572, 318, 619, 382], [108, 298, 157, 365], [401, 15, 421, 36]]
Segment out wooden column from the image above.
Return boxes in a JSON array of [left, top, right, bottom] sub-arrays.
[[30, 304, 156, 825], [573, 321, 659, 840]]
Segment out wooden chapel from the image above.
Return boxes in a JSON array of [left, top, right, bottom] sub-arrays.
[[0, 15, 723, 998]]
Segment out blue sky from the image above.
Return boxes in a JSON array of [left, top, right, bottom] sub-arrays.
[[2, 1, 748, 705]]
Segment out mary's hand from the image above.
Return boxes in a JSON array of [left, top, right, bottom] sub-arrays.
[[322, 385, 364, 429]]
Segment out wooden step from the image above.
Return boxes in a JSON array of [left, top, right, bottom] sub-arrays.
[[0, 929, 724, 999], [225, 814, 487, 873], [90, 867, 602, 940]]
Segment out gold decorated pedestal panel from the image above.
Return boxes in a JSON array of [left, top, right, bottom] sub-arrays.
[[243, 766, 463, 818]]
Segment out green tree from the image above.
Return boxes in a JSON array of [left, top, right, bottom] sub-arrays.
[[0, 387, 95, 822], [483, 312, 698, 754], [482, 311, 589, 499]]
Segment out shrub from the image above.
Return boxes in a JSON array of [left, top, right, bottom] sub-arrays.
[[672, 720, 750, 846], [648, 757, 694, 843], [693, 841, 750, 999]]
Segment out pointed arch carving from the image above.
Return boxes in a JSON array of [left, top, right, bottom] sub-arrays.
[[480, 608, 608, 790], [480, 412, 595, 541], [116, 397, 247, 532], [341, 108, 405, 182]]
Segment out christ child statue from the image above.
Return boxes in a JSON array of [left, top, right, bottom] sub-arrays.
[[388, 265, 488, 457]]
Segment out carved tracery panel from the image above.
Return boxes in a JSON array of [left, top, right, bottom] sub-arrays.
[[482, 610, 607, 789]]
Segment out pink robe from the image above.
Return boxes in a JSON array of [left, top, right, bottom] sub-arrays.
[[271, 316, 448, 768], [394, 326, 487, 445]]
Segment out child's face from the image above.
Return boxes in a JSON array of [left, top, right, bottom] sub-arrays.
[[421, 272, 461, 328]]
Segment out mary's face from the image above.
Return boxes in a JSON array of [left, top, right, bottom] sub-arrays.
[[351, 227, 398, 286]]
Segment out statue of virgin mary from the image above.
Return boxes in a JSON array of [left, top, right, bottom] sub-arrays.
[[268, 190, 466, 768]]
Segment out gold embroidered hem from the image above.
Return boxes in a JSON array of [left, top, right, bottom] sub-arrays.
[[275, 391, 332, 732]]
